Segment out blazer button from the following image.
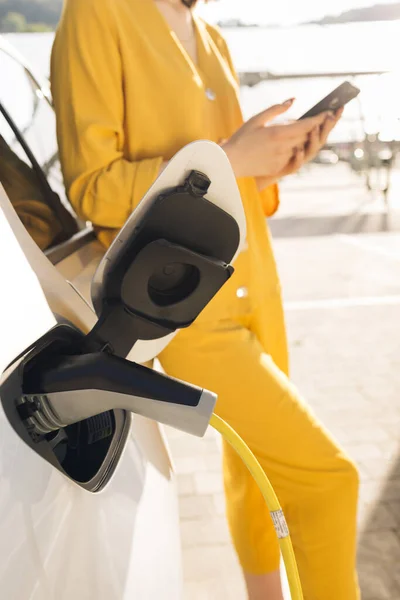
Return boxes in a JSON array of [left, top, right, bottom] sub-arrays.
[[236, 286, 248, 299], [205, 88, 216, 101]]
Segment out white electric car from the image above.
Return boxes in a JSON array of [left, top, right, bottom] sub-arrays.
[[0, 37, 245, 600]]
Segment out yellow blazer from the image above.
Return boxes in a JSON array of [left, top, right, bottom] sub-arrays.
[[51, 0, 282, 329]]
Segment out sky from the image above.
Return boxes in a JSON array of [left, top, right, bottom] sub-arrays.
[[199, 0, 400, 25]]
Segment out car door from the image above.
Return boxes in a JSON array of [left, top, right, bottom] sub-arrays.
[[0, 38, 183, 600]]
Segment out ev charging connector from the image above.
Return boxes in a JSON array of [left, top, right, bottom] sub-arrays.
[[11, 170, 241, 440]]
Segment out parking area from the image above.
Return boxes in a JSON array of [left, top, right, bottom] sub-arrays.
[[166, 162, 400, 600]]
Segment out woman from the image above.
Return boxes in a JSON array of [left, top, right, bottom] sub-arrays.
[[51, 1, 359, 598]]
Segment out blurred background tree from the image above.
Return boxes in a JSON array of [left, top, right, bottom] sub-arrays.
[[0, 0, 63, 32]]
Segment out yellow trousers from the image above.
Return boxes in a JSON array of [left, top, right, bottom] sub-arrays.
[[159, 305, 360, 599]]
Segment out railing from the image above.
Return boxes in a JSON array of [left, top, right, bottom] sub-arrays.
[[239, 69, 389, 87]]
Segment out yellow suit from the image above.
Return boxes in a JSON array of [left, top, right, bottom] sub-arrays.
[[51, 1, 359, 596]]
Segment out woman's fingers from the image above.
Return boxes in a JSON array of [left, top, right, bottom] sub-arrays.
[[304, 125, 321, 160], [250, 105, 344, 181], [283, 112, 330, 140], [284, 104, 344, 171], [334, 106, 345, 120], [275, 147, 304, 179], [320, 114, 337, 144], [260, 125, 308, 152], [289, 146, 305, 172], [223, 98, 340, 180], [263, 114, 329, 152], [319, 107, 343, 144], [249, 98, 295, 128]]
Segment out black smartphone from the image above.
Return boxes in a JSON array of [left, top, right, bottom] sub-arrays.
[[299, 81, 360, 120]]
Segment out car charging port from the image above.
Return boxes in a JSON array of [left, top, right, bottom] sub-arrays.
[[1, 170, 240, 491]]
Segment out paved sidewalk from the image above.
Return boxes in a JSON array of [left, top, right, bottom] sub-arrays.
[[166, 162, 400, 600]]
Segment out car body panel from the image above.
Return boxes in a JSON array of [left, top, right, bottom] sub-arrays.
[[0, 185, 183, 600], [0, 35, 246, 600]]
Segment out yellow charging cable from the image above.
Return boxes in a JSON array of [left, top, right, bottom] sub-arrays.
[[210, 413, 303, 600]]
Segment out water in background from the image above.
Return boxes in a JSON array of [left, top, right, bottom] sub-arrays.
[[5, 20, 400, 142]]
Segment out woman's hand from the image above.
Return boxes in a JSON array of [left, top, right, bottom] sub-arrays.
[[255, 107, 344, 191], [221, 99, 329, 181]]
